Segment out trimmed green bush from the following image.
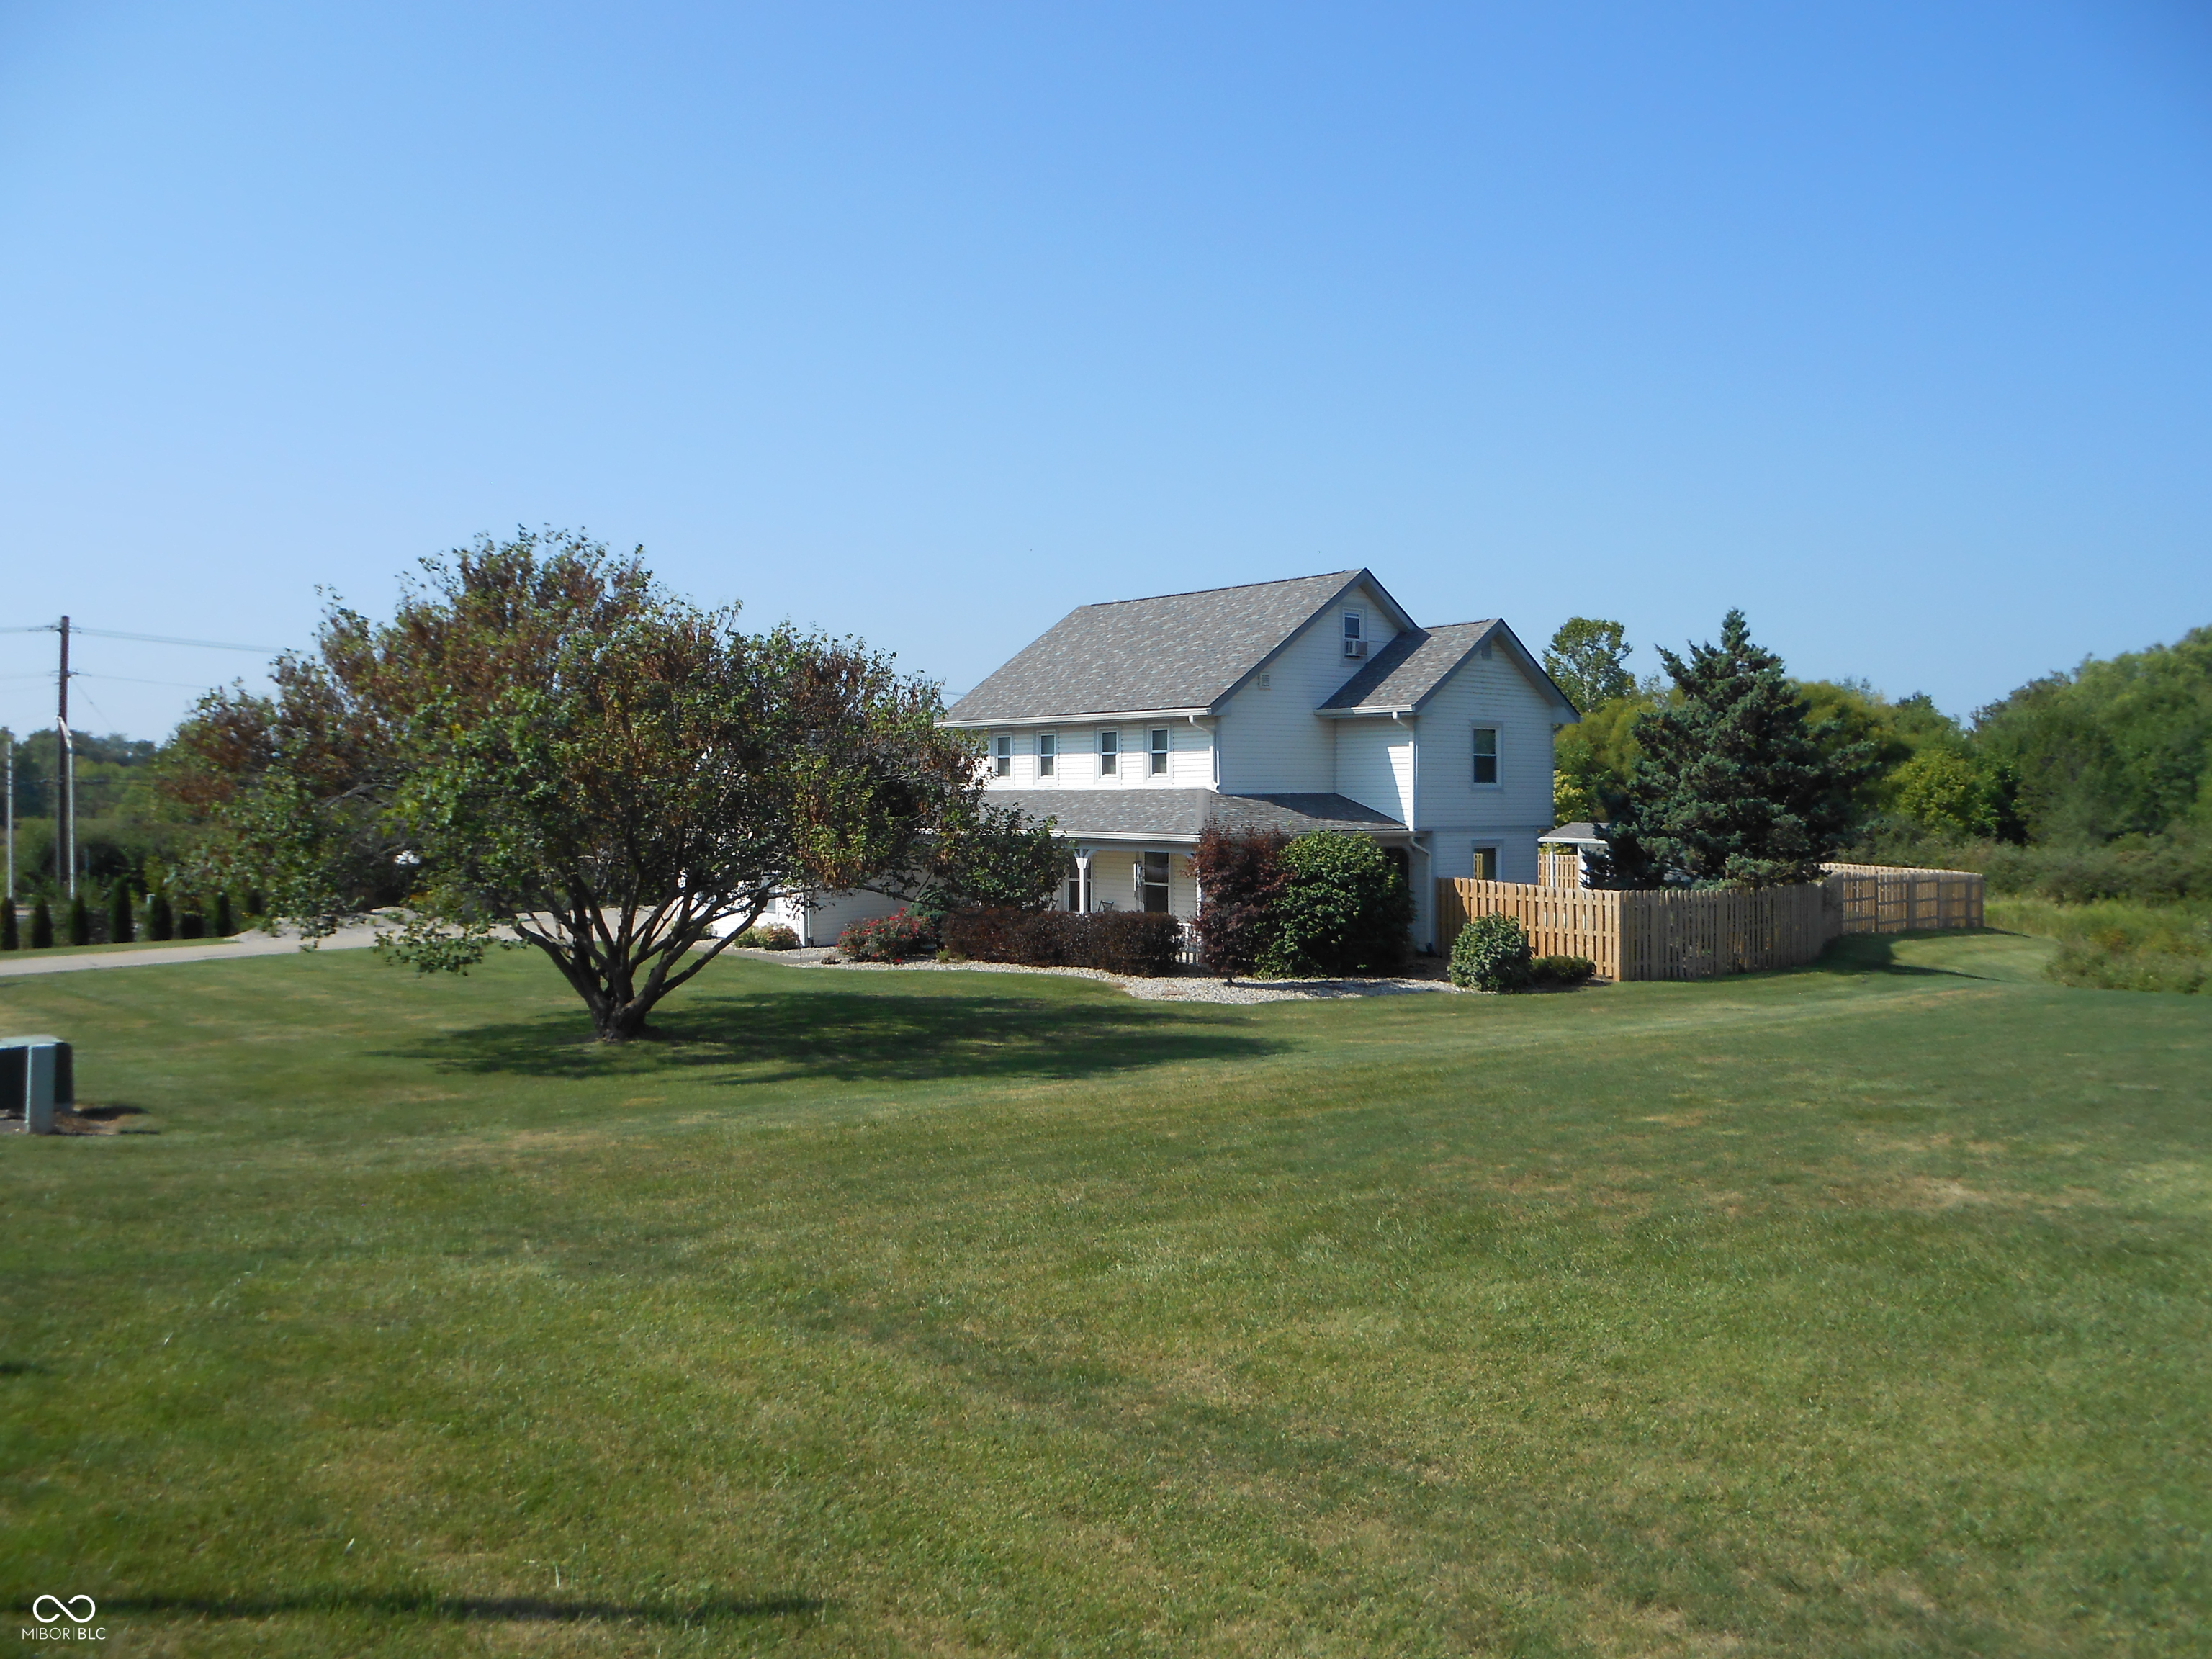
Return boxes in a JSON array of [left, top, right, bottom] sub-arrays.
[[108, 882, 135, 945], [1259, 832, 1413, 978], [1448, 913, 1533, 992], [66, 894, 90, 946], [1, 900, 17, 950], [178, 899, 206, 940], [1530, 954, 1596, 988], [734, 922, 801, 950], [30, 898, 55, 950], [146, 891, 174, 941], [212, 891, 235, 937]]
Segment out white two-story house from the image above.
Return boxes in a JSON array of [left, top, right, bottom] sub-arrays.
[[934, 569, 1576, 953]]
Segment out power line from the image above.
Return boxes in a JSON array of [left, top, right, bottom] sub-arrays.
[[0, 623, 284, 652]]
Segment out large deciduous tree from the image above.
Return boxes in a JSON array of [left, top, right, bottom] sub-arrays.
[[1542, 617, 1636, 714], [1593, 610, 1878, 889], [171, 529, 993, 1040]]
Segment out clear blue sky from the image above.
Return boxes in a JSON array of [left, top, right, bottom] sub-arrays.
[[3, 1, 2208, 740]]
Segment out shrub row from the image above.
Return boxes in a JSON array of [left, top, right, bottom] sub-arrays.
[[941, 908, 1182, 976], [1843, 824, 2212, 904]]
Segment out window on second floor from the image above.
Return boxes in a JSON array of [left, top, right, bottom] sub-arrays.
[[1472, 727, 1499, 786], [993, 735, 1012, 777], [1038, 733, 1056, 776], [1148, 728, 1170, 775], [1098, 729, 1118, 774]]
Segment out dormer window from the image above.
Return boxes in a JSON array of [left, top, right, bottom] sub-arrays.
[[1342, 611, 1367, 660]]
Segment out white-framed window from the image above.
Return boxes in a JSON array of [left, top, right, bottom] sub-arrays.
[[1141, 850, 1170, 914], [1038, 733, 1056, 777], [1098, 729, 1119, 775], [1343, 609, 1366, 659], [1148, 727, 1170, 775], [993, 735, 1012, 778], [1472, 726, 1499, 786]]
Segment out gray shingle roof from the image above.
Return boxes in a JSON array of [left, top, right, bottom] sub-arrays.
[[945, 571, 1382, 724], [1318, 621, 1498, 711], [985, 788, 1406, 841]]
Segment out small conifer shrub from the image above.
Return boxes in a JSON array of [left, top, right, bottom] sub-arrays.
[[67, 894, 90, 946], [1, 900, 17, 950], [108, 882, 135, 945], [31, 898, 55, 950], [147, 891, 174, 941]]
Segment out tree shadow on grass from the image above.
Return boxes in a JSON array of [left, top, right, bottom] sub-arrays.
[[1799, 930, 2031, 980], [99, 1591, 820, 1625], [390, 981, 1286, 1087]]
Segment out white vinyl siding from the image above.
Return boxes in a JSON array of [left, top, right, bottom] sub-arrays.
[[1215, 581, 1402, 794]]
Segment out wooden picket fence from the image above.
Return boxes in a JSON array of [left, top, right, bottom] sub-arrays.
[[1820, 863, 1985, 933], [1436, 862, 1984, 982], [1539, 848, 1583, 890]]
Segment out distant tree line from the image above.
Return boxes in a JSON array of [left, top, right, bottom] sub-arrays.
[[1546, 614, 2212, 900]]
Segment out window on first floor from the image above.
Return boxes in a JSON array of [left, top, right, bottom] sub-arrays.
[[1141, 850, 1171, 914], [1098, 729, 1119, 774], [1472, 726, 1499, 786], [1473, 844, 1499, 881], [1038, 732, 1056, 776], [1149, 727, 1170, 775], [994, 734, 1012, 777]]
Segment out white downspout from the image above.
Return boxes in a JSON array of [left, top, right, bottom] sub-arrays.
[[1395, 709, 1428, 951]]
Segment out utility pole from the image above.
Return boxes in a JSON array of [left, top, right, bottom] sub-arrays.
[[58, 615, 75, 900], [4, 727, 14, 904]]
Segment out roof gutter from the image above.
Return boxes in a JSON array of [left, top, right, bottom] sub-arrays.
[[938, 706, 1213, 730]]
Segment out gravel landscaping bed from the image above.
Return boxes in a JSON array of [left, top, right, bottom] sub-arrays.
[[712, 944, 1465, 1002]]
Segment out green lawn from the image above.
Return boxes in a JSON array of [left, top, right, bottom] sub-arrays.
[[1, 933, 2206, 1656]]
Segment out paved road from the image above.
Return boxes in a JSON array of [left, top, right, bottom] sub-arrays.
[[0, 925, 385, 979]]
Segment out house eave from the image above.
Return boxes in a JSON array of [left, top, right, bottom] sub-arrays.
[[938, 707, 1215, 730], [1315, 704, 1417, 719]]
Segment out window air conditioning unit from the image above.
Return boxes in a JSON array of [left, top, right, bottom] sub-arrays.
[[1343, 637, 1367, 659]]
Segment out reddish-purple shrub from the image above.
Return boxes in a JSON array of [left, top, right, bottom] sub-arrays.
[[836, 908, 938, 962]]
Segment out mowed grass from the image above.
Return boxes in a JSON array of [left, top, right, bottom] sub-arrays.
[[1, 934, 2207, 1656]]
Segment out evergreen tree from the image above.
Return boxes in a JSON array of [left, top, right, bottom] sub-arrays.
[[1543, 618, 1636, 714], [31, 897, 55, 948], [1, 899, 17, 950], [147, 891, 174, 941], [66, 893, 90, 946], [108, 881, 135, 945], [178, 899, 205, 940], [1596, 610, 1879, 888], [212, 891, 235, 936]]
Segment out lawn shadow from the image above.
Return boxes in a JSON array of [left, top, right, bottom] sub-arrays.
[[390, 979, 1287, 1086], [99, 1591, 819, 1626], [1800, 929, 2044, 981]]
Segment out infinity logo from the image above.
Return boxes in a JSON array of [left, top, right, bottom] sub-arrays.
[[31, 1594, 96, 1624]]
